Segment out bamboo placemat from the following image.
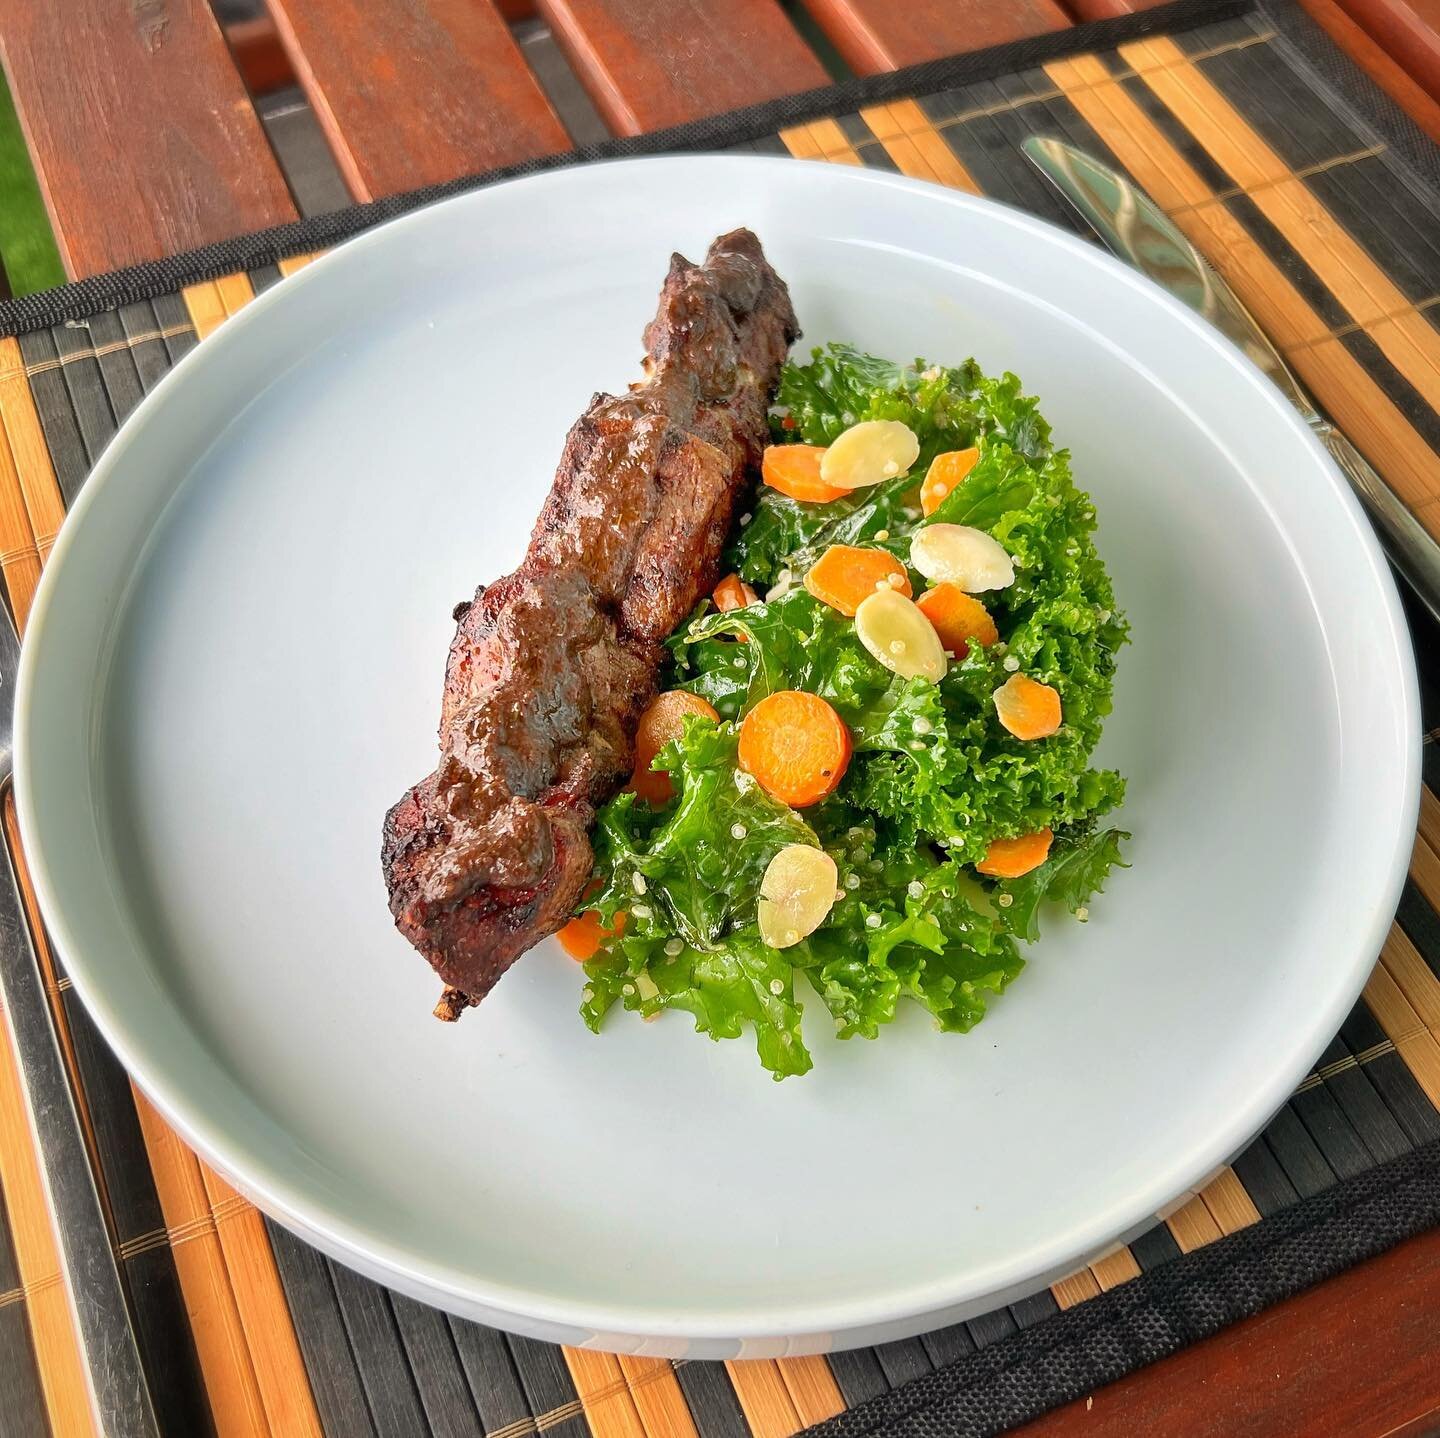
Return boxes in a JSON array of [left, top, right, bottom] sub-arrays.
[[3, 3, 1440, 1434]]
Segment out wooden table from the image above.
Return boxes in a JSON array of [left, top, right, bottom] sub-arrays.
[[1, 1, 1439, 1435]]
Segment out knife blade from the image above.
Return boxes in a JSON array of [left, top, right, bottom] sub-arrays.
[[1022, 134, 1440, 625], [0, 610, 159, 1437]]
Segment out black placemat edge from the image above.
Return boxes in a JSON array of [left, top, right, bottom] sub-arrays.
[[803, 1135, 1440, 1438], [0, 0, 1250, 339], [1259, 0, 1440, 192]]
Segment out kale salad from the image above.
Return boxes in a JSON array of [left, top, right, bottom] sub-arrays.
[[558, 345, 1130, 1078]]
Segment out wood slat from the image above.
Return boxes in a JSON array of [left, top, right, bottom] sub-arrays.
[[0, 0, 297, 278], [615, 1355, 700, 1438], [1165, 1194, 1224, 1253], [535, 0, 830, 135], [1334, 0, 1440, 103], [445, 1319, 535, 1438], [1365, 964, 1440, 1108], [1419, 786, 1440, 858], [858, 101, 980, 190], [266, 1226, 379, 1438], [324, 1260, 427, 1434], [507, 1335, 589, 1438], [0, 1275, 47, 1438], [799, 0, 1070, 74], [776, 1355, 845, 1427], [726, 1359, 802, 1438], [1411, 829, 1440, 913], [131, 1094, 271, 1438], [1052, 1268, 1103, 1309], [1197, 1168, 1262, 1234], [563, 1347, 647, 1437], [389, 1296, 486, 1438], [0, 428, 40, 634], [0, 341, 65, 571], [265, 0, 570, 202], [778, 120, 864, 165], [183, 276, 257, 344], [277, 253, 322, 278], [198, 1168, 323, 1438], [1382, 924, 1440, 1034], [1090, 1246, 1143, 1290], [873, 1336, 934, 1388]]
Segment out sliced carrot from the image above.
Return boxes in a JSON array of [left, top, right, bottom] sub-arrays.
[[977, 828, 1053, 878], [630, 690, 720, 804], [737, 690, 852, 808], [762, 444, 848, 504], [557, 908, 627, 960], [803, 545, 913, 617], [713, 573, 759, 613], [993, 672, 1063, 740], [915, 583, 999, 657], [920, 447, 980, 517]]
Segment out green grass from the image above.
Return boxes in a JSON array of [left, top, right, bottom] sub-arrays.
[[0, 70, 64, 296]]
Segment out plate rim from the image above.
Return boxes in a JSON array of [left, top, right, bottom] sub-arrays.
[[14, 153, 1422, 1348]]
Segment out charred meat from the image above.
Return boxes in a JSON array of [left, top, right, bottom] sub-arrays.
[[382, 230, 798, 1017]]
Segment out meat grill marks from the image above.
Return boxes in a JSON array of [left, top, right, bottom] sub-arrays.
[[382, 230, 798, 1017]]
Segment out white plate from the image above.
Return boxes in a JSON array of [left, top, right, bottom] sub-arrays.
[[17, 156, 1419, 1357]]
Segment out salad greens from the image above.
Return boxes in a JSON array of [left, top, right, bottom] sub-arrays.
[[578, 345, 1129, 1078]]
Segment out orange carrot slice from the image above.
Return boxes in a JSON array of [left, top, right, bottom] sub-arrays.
[[920, 448, 980, 517], [738, 690, 852, 808], [630, 691, 720, 804], [977, 828, 1053, 878], [713, 573, 759, 612], [915, 584, 999, 657], [993, 672, 1063, 740], [762, 444, 848, 503], [557, 909, 627, 960], [803, 545, 912, 617]]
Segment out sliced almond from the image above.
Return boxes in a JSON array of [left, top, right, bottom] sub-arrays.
[[758, 844, 839, 949], [910, 524, 1015, 593], [854, 588, 948, 683], [818, 420, 920, 491]]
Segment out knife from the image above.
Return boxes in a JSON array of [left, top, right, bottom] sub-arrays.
[[0, 609, 160, 1437], [1022, 135, 1440, 626]]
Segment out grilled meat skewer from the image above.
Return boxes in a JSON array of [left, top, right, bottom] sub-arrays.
[[382, 230, 798, 1017]]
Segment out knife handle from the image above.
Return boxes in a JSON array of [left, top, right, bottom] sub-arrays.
[[0, 825, 160, 1437], [1313, 422, 1440, 626]]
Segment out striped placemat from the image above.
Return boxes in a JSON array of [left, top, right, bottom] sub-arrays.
[[3, 3, 1440, 1434]]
